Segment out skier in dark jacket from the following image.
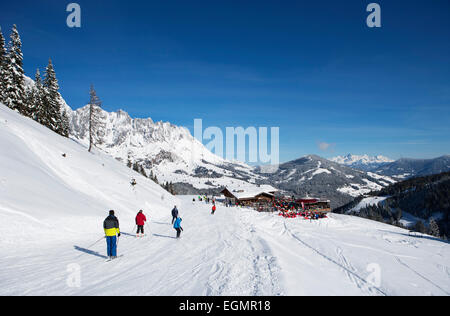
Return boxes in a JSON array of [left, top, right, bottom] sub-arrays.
[[103, 210, 120, 260], [173, 216, 183, 238], [171, 206, 179, 224]]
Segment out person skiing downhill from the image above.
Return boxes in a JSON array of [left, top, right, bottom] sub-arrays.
[[173, 216, 183, 238], [171, 206, 179, 224], [135, 210, 147, 237], [211, 204, 216, 215], [103, 210, 120, 260]]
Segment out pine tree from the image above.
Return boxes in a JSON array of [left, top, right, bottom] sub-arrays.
[[42, 59, 63, 133], [88, 85, 105, 152], [429, 218, 440, 237], [61, 109, 70, 137], [3, 25, 26, 112], [32, 69, 45, 122], [0, 27, 6, 104]]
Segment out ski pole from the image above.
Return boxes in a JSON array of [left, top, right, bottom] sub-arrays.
[[116, 234, 120, 253], [75, 235, 105, 259], [86, 236, 105, 249]]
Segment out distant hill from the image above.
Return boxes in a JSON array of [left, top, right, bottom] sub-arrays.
[[335, 172, 450, 238], [256, 155, 395, 209], [371, 156, 450, 180]]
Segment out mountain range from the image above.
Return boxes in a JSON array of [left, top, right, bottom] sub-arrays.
[[330, 153, 450, 180], [22, 75, 449, 209], [330, 154, 394, 171], [69, 105, 264, 195], [256, 155, 396, 209], [369, 156, 450, 180], [66, 104, 450, 209]]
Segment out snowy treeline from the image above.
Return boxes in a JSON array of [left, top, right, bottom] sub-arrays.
[[0, 25, 69, 137]]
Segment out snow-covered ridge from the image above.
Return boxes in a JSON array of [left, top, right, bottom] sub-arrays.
[[68, 105, 264, 192], [331, 154, 394, 167]]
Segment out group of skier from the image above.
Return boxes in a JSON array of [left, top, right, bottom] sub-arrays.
[[102, 205, 184, 261]]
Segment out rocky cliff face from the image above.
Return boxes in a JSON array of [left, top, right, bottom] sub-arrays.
[[68, 105, 264, 193]]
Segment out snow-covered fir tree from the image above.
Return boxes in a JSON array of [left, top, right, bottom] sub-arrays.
[[42, 59, 63, 134], [429, 218, 440, 238], [3, 25, 26, 113], [61, 109, 70, 138], [30, 69, 45, 122], [88, 85, 106, 152], [0, 27, 7, 104], [23, 69, 41, 119]]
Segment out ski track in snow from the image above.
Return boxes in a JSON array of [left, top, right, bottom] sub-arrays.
[[395, 257, 450, 295], [282, 221, 387, 296], [1, 197, 450, 296]]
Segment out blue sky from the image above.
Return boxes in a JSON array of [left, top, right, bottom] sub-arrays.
[[1, 0, 449, 163]]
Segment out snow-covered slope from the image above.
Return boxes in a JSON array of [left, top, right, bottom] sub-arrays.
[[330, 154, 394, 171], [0, 102, 177, 245], [1, 103, 449, 296], [69, 105, 263, 193]]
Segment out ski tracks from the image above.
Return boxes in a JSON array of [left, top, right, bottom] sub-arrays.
[[283, 221, 388, 296], [395, 257, 450, 295], [204, 210, 283, 296]]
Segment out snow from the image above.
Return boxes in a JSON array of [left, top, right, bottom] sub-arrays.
[[348, 196, 389, 213], [311, 168, 332, 176], [331, 154, 394, 166], [367, 172, 397, 184], [399, 212, 424, 228], [1, 103, 450, 296], [225, 184, 277, 200]]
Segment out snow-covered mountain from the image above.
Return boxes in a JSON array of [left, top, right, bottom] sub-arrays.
[[69, 105, 264, 194], [256, 155, 396, 209], [25, 75, 264, 193], [330, 154, 394, 171], [2, 102, 449, 296], [371, 156, 450, 180], [331, 154, 450, 180], [335, 171, 450, 236], [67, 104, 399, 207]]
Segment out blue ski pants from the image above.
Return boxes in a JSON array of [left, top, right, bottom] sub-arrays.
[[106, 236, 117, 257]]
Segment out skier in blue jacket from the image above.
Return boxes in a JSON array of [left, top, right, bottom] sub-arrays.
[[173, 216, 183, 238]]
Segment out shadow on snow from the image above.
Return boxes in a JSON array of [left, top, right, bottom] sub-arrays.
[[74, 246, 108, 259]]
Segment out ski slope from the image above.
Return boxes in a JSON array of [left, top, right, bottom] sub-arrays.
[[1, 103, 449, 296]]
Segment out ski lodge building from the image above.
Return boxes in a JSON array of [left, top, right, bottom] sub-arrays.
[[220, 185, 278, 205], [296, 196, 331, 213]]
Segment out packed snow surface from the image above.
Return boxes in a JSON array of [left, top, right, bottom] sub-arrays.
[[1, 104, 449, 296]]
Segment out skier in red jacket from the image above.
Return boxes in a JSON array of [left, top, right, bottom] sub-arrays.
[[135, 210, 147, 237]]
